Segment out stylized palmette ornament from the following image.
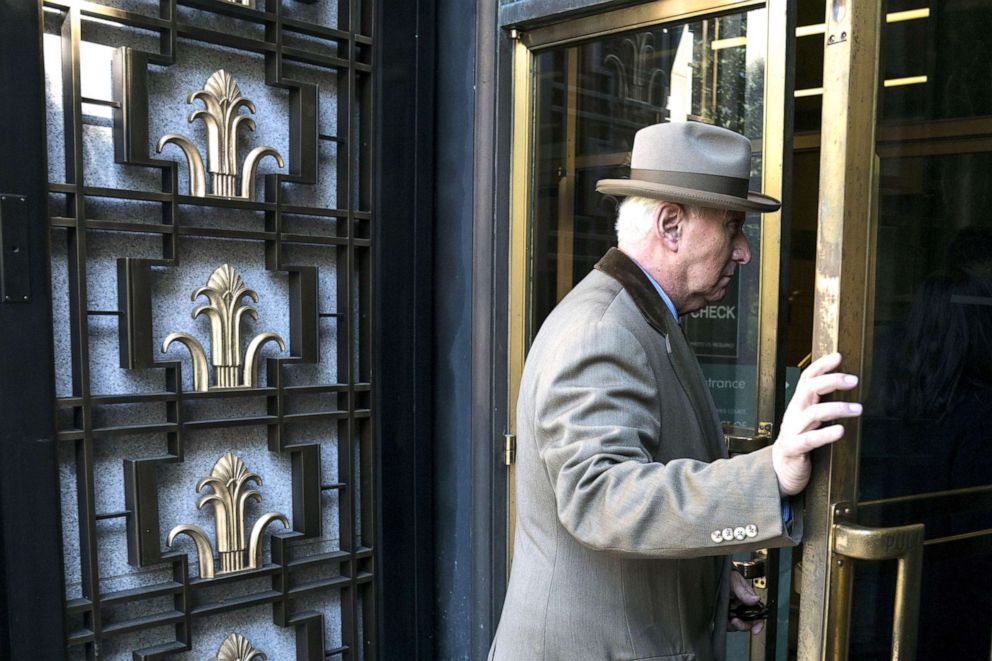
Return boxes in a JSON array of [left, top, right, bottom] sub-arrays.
[[157, 70, 283, 200], [169, 453, 289, 579], [210, 633, 267, 661], [163, 264, 285, 392], [603, 32, 668, 121]]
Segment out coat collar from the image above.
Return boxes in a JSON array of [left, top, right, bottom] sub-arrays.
[[595, 248, 725, 458], [594, 248, 678, 337]]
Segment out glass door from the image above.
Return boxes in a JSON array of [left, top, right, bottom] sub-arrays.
[[797, 1, 992, 659], [507, 1, 794, 658]]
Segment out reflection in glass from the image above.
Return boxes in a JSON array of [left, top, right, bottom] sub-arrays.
[[851, 3, 992, 658], [530, 8, 767, 429]]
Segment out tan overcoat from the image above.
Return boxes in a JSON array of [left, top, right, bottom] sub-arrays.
[[489, 249, 801, 661]]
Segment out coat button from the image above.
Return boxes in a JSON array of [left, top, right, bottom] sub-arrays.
[[745, 524, 758, 538], [734, 526, 746, 540], [721, 527, 734, 541], [711, 530, 723, 543]]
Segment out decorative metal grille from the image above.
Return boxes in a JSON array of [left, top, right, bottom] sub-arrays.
[[42, 0, 374, 658]]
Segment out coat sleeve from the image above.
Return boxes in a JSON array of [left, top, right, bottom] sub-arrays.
[[534, 319, 802, 558]]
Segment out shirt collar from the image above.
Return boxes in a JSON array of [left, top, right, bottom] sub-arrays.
[[633, 260, 680, 324]]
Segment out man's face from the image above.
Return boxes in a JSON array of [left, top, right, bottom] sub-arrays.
[[677, 206, 751, 312]]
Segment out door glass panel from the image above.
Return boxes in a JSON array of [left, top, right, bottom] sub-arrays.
[[529, 7, 768, 430], [850, 2, 992, 658]]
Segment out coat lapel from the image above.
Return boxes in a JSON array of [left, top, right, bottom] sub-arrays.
[[594, 248, 720, 455]]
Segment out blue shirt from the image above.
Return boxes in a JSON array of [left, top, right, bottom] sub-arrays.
[[633, 261, 679, 323]]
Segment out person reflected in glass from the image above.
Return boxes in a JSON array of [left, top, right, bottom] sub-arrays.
[[876, 250, 992, 660]]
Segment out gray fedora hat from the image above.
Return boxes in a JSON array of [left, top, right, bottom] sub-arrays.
[[596, 122, 781, 213]]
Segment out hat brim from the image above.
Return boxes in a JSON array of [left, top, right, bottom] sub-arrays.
[[596, 178, 781, 213]]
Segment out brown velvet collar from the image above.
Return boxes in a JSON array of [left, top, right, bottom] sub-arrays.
[[594, 247, 679, 338]]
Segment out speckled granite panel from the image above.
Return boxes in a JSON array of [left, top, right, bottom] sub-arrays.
[[84, 0, 161, 18], [175, 605, 300, 660], [176, 6, 267, 40], [47, 4, 349, 656], [51, 229, 73, 398], [92, 605, 301, 660], [281, 0, 341, 30]]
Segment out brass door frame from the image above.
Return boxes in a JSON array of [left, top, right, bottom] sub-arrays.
[[506, 3, 794, 658], [797, 1, 884, 659], [518, 0, 763, 49]]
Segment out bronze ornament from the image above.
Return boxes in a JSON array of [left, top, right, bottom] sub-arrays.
[[163, 264, 286, 392], [210, 633, 267, 661], [169, 453, 289, 580], [157, 70, 284, 200]]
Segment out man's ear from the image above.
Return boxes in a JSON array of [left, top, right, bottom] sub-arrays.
[[655, 202, 684, 251]]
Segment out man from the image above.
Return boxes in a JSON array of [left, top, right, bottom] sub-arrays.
[[489, 122, 861, 660]]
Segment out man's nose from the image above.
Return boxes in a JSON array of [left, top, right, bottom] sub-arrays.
[[733, 234, 751, 265]]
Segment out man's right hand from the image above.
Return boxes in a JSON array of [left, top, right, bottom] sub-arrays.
[[772, 352, 862, 496]]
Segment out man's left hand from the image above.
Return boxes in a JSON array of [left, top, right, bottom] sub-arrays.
[[728, 570, 765, 635]]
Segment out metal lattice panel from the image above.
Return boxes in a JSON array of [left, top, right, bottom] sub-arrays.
[[42, 0, 374, 658]]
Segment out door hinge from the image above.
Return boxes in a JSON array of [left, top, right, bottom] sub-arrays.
[[504, 433, 516, 466]]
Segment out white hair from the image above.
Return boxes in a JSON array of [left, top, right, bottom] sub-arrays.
[[615, 197, 716, 246], [615, 196, 662, 246]]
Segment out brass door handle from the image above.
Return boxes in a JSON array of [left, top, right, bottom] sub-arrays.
[[725, 433, 771, 455], [830, 508, 925, 661]]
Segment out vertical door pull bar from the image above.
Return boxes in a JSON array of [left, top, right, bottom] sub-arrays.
[[832, 516, 925, 661]]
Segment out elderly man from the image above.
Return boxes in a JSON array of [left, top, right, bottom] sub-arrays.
[[488, 122, 861, 660]]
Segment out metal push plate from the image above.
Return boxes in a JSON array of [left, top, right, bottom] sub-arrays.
[[0, 194, 30, 303]]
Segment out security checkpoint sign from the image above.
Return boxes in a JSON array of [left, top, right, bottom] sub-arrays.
[[683, 276, 741, 359]]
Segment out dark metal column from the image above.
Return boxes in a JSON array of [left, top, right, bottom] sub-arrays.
[[375, 0, 437, 658], [434, 0, 508, 657], [0, 1, 66, 657]]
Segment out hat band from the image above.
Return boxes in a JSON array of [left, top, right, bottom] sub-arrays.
[[629, 169, 749, 198]]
